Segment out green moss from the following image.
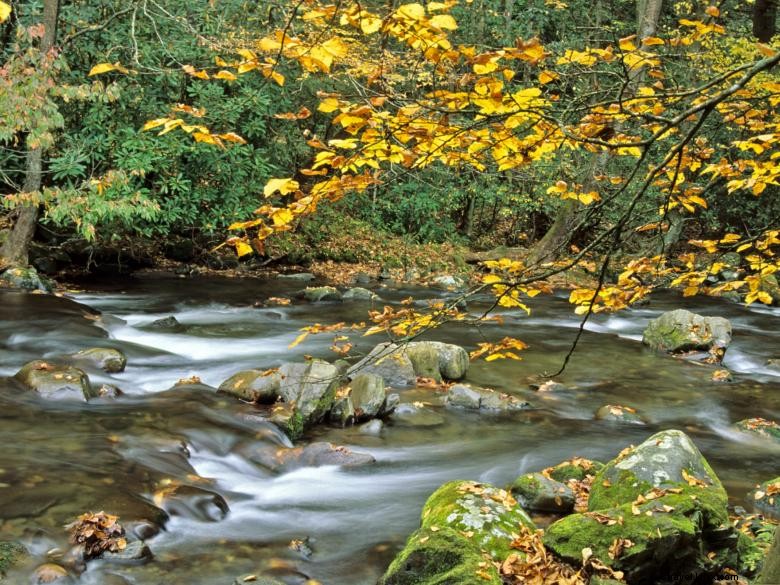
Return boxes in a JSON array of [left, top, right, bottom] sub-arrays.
[[379, 527, 501, 585], [406, 344, 442, 381], [511, 474, 541, 495], [0, 542, 27, 576], [420, 480, 534, 561], [549, 460, 604, 482]]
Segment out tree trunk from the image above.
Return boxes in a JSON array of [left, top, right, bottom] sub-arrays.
[[527, 0, 662, 265], [753, 0, 777, 42], [0, 0, 60, 268]]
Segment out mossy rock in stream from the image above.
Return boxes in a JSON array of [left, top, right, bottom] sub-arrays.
[[0, 266, 53, 292], [544, 430, 737, 585], [379, 527, 501, 585], [0, 542, 28, 577], [750, 477, 780, 519], [218, 369, 281, 403], [420, 480, 535, 561], [547, 458, 604, 483], [14, 360, 95, 401], [71, 347, 127, 373], [734, 418, 780, 445], [510, 472, 574, 514], [277, 360, 341, 428], [642, 309, 731, 356]]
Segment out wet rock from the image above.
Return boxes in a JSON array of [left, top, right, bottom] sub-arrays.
[[409, 341, 469, 380], [0, 266, 53, 292], [155, 485, 229, 522], [358, 419, 384, 436], [300, 286, 342, 302], [342, 287, 378, 301], [390, 404, 445, 427], [30, 563, 73, 583], [594, 404, 646, 425], [277, 272, 315, 281], [760, 274, 780, 305], [350, 373, 386, 420], [534, 380, 566, 392], [446, 384, 481, 409], [544, 430, 737, 585], [232, 577, 286, 585], [750, 477, 780, 519], [429, 274, 466, 291], [547, 458, 604, 483], [382, 392, 400, 416], [379, 526, 501, 585], [406, 343, 441, 381], [421, 480, 535, 560], [14, 360, 95, 401], [0, 541, 28, 575], [71, 347, 127, 373], [147, 315, 184, 331], [288, 536, 313, 559], [735, 418, 780, 444], [248, 442, 375, 472], [101, 541, 152, 564], [348, 343, 416, 388], [642, 309, 732, 359], [268, 402, 305, 440], [95, 384, 123, 398], [766, 358, 780, 370], [218, 369, 281, 403], [278, 360, 341, 427], [329, 394, 355, 426], [510, 472, 575, 514]]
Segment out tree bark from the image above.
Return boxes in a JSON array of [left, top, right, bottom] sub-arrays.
[[0, 0, 60, 268], [753, 0, 777, 43]]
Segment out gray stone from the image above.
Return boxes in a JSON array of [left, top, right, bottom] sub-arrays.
[[218, 369, 280, 403], [348, 343, 416, 388], [342, 287, 378, 301], [0, 266, 53, 292], [350, 373, 386, 420], [71, 347, 127, 373], [446, 384, 482, 409], [735, 418, 780, 444], [147, 316, 184, 331], [101, 541, 152, 564], [278, 272, 315, 281], [595, 404, 646, 425], [358, 419, 384, 436], [329, 394, 355, 426], [430, 274, 466, 290], [412, 341, 470, 380], [406, 343, 442, 381], [278, 360, 340, 425], [95, 383, 123, 398], [155, 485, 228, 522], [478, 389, 530, 411], [511, 472, 575, 513], [381, 392, 400, 416], [273, 442, 375, 471], [14, 360, 94, 401], [642, 309, 732, 357], [301, 286, 342, 302]]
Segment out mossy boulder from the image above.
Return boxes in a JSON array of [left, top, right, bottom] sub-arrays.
[[510, 472, 574, 514], [348, 342, 416, 387], [71, 347, 127, 373], [751, 477, 780, 519], [379, 527, 501, 585], [758, 526, 780, 585], [349, 373, 386, 420], [342, 287, 378, 301], [548, 459, 604, 483], [300, 286, 342, 302], [278, 360, 341, 427], [0, 541, 28, 576], [447, 383, 529, 411], [329, 394, 355, 426], [410, 341, 469, 380], [544, 430, 737, 584], [735, 418, 780, 444], [268, 402, 305, 440], [642, 309, 731, 357], [218, 369, 280, 403], [14, 360, 95, 401], [0, 266, 53, 292], [420, 480, 535, 561], [407, 343, 442, 381]]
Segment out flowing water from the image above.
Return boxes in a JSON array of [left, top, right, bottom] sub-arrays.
[[0, 275, 778, 584]]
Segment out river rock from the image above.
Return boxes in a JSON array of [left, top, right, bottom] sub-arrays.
[[510, 472, 575, 513], [268, 402, 305, 440], [278, 360, 341, 427], [218, 369, 280, 403], [155, 485, 229, 522], [95, 383, 123, 398], [247, 442, 375, 472], [30, 563, 72, 583], [429, 274, 466, 291], [358, 419, 384, 436], [0, 541, 28, 576], [0, 266, 53, 292], [446, 384, 529, 411], [390, 404, 445, 427], [594, 404, 646, 425], [642, 309, 732, 359], [14, 360, 95, 401], [735, 418, 780, 444], [547, 458, 604, 482], [329, 394, 355, 426], [342, 287, 378, 301], [350, 373, 386, 420], [544, 430, 737, 584], [760, 274, 780, 305], [348, 343, 416, 387], [446, 384, 481, 409], [147, 315, 184, 331], [277, 272, 315, 281], [101, 541, 152, 564], [410, 341, 469, 380], [300, 286, 342, 302], [751, 477, 780, 519], [71, 347, 127, 373], [233, 577, 286, 585], [379, 526, 501, 585], [421, 480, 535, 560], [406, 343, 441, 381]]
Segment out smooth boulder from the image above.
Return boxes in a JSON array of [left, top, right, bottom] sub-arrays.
[[349, 373, 386, 420], [277, 360, 341, 427], [218, 369, 280, 403], [14, 360, 95, 401], [735, 418, 780, 444], [71, 347, 127, 373], [510, 472, 575, 514], [642, 309, 731, 358], [348, 343, 416, 388], [446, 384, 529, 411]]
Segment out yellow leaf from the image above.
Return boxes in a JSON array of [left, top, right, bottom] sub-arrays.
[[538, 70, 559, 84], [705, 5, 720, 17], [218, 132, 247, 144], [641, 36, 665, 46], [288, 331, 309, 349], [214, 70, 237, 81], [430, 14, 458, 29], [193, 132, 223, 146], [396, 3, 426, 20], [319, 98, 341, 113], [234, 240, 253, 257], [88, 62, 121, 76], [271, 207, 294, 227], [360, 16, 383, 34], [263, 178, 300, 198], [141, 118, 171, 132], [0, 1, 11, 23]]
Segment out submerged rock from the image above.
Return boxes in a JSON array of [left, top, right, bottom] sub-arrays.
[[277, 272, 315, 281], [14, 360, 95, 401], [155, 485, 229, 522], [71, 347, 127, 373], [101, 541, 152, 564], [0, 266, 53, 292], [594, 404, 646, 425], [390, 404, 445, 427], [244, 441, 375, 472], [642, 309, 731, 359], [30, 563, 72, 583], [446, 384, 530, 412], [146, 315, 184, 331], [218, 369, 281, 403], [544, 430, 737, 584], [0, 541, 28, 576], [735, 418, 780, 444], [510, 472, 575, 514]]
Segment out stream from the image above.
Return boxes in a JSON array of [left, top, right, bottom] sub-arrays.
[[0, 275, 778, 584]]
